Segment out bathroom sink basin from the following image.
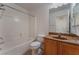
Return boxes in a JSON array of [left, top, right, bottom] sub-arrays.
[[53, 37, 67, 40]]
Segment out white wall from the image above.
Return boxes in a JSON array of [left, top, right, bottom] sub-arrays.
[[30, 5, 50, 35]]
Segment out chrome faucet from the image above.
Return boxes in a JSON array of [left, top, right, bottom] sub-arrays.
[[58, 33, 61, 38]]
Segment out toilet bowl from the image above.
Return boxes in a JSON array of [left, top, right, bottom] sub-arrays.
[[30, 41, 41, 49], [30, 34, 45, 54], [30, 34, 45, 47], [30, 41, 41, 55]]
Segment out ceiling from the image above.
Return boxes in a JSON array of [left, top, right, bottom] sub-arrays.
[[16, 3, 51, 11], [16, 3, 69, 12]]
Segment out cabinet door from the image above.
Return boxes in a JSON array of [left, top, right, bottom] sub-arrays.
[[44, 38, 57, 55], [62, 43, 79, 55], [57, 42, 63, 55]]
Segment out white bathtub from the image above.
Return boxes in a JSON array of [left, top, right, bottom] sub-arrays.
[[0, 39, 34, 55]]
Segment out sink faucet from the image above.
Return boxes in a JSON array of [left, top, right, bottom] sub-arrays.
[[58, 33, 61, 38]]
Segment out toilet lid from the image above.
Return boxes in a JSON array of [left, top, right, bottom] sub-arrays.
[[30, 41, 41, 47]]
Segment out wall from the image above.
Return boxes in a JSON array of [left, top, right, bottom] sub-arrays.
[[30, 5, 50, 36], [71, 4, 79, 35]]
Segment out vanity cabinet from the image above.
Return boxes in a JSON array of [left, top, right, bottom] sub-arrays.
[[43, 38, 58, 55], [43, 38, 79, 55], [57, 41, 63, 55], [61, 42, 79, 55]]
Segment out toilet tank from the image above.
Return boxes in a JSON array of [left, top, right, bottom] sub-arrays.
[[36, 34, 45, 42]]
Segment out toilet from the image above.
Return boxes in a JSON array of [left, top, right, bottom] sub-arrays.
[[30, 34, 45, 55]]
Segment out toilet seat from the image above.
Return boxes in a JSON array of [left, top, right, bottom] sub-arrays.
[[30, 41, 41, 49]]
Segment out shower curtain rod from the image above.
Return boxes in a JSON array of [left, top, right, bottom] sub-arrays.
[[0, 3, 35, 17]]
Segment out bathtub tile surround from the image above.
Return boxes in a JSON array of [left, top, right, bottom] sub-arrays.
[[0, 3, 35, 55]]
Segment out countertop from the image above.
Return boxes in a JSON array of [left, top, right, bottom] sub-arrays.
[[44, 35, 79, 45]]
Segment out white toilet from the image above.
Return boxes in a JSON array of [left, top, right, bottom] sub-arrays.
[[30, 34, 45, 55]]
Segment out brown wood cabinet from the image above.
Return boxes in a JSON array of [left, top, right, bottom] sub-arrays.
[[43, 38, 57, 55], [61, 42, 79, 55], [57, 41, 63, 55], [43, 38, 79, 55]]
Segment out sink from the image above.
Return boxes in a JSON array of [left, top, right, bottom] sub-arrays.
[[50, 34, 67, 40], [53, 37, 67, 40]]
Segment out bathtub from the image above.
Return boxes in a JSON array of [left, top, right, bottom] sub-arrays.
[[0, 39, 34, 55]]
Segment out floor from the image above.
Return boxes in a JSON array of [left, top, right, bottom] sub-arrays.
[[24, 49, 32, 55], [24, 48, 43, 55]]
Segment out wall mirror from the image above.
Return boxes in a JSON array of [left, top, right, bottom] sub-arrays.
[[49, 4, 71, 33], [71, 3, 79, 35], [49, 3, 79, 35]]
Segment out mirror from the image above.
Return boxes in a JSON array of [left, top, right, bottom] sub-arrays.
[[49, 3, 79, 35], [72, 3, 79, 35], [49, 4, 71, 33]]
